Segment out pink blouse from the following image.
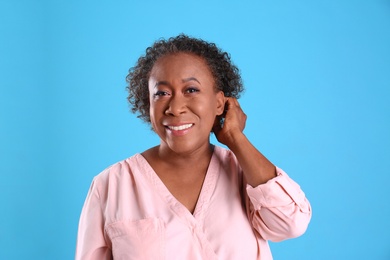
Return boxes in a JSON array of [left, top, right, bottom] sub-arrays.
[[76, 146, 311, 259]]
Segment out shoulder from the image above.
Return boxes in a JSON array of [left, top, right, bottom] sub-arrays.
[[213, 145, 231, 157], [92, 154, 143, 189], [213, 145, 239, 163], [213, 145, 241, 172]]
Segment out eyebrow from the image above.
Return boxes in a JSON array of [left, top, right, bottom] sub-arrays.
[[153, 77, 201, 88], [182, 77, 201, 84], [154, 81, 170, 89]]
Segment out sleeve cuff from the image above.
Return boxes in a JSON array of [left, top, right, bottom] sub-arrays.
[[246, 167, 309, 212]]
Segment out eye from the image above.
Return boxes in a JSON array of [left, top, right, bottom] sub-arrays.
[[153, 90, 169, 97], [185, 87, 200, 94]]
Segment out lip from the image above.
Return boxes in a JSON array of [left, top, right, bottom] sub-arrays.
[[164, 123, 194, 136]]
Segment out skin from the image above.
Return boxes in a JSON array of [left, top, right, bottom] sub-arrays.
[[142, 52, 276, 213]]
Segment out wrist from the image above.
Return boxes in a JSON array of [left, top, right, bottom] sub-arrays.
[[225, 131, 247, 151]]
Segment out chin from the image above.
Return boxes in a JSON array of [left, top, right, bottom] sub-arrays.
[[164, 139, 208, 155]]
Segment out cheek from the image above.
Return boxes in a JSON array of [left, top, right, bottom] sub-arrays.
[[197, 100, 218, 122], [149, 102, 165, 129], [149, 111, 160, 134], [148, 104, 157, 124]]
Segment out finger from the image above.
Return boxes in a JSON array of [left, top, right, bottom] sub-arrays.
[[235, 100, 241, 110], [228, 98, 243, 113], [225, 97, 237, 109]]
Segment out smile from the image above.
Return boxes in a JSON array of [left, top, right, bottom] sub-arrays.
[[166, 124, 194, 131]]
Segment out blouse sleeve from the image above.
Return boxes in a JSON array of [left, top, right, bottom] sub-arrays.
[[246, 167, 312, 242], [75, 179, 112, 260]]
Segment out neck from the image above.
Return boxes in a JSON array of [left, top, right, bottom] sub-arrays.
[[157, 143, 214, 168]]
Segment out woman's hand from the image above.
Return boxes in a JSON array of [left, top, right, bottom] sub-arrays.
[[213, 97, 276, 186], [213, 97, 247, 148]]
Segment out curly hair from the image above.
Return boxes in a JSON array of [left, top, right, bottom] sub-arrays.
[[126, 34, 244, 123]]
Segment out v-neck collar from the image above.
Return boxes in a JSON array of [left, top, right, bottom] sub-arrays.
[[135, 146, 221, 225]]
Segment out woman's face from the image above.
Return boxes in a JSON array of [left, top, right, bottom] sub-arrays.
[[148, 52, 225, 155]]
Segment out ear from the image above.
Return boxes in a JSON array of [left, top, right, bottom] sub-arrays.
[[216, 91, 225, 116]]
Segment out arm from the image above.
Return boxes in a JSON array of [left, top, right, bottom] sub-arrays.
[[245, 168, 311, 241], [214, 98, 311, 241], [75, 180, 112, 260], [213, 97, 275, 186]]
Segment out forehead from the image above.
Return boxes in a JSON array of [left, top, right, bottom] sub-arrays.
[[149, 52, 213, 79]]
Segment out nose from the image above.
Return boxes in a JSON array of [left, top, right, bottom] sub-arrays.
[[165, 94, 186, 116]]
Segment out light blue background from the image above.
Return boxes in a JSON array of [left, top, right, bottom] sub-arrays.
[[1, 0, 389, 259]]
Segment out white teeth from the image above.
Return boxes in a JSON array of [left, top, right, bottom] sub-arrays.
[[167, 124, 193, 131]]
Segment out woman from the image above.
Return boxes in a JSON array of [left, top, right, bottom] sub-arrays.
[[76, 34, 311, 259]]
